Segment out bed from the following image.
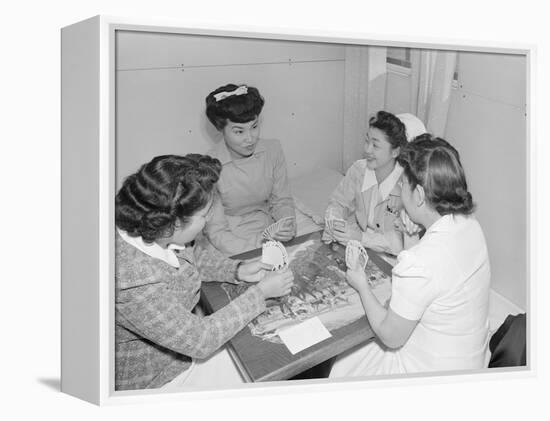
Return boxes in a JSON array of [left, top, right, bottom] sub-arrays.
[[290, 167, 344, 237]]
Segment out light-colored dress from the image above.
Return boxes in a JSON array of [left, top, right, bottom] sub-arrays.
[[205, 138, 295, 255], [330, 214, 491, 377], [323, 160, 404, 255]]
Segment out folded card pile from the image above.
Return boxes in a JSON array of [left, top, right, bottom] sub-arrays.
[[261, 240, 289, 271], [262, 216, 295, 240], [345, 240, 369, 271]]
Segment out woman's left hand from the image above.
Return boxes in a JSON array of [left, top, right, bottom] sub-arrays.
[[346, 268, 368, 292], [272, 218, 297, 242], [237, 259, 273, 283], [331, 224, 362, 245]]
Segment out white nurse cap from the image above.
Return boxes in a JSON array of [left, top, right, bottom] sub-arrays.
[[396, 113, 427, 142]]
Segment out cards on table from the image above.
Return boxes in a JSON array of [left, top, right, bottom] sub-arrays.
[[261, 240, 289, 271], [262, 216, 295, 241], [345, 240, 369, 271]]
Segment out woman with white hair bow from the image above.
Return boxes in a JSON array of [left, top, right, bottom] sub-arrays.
[[322, 111, 426, 255]]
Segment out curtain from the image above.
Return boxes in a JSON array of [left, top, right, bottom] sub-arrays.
[[410, 49, 457, 137]]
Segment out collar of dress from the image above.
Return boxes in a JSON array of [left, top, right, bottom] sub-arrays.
[[117, 227, 183, 268], [361, 161, 404, 201], [424, 214, 464, 235]]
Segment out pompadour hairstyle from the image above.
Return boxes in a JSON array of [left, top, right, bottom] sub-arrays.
[[205, 84, 265, 130], [369, 110, 408, 150], [116, 154, 221, 242]]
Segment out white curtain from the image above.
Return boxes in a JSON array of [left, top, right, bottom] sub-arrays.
[[410, 49, 457, 137]]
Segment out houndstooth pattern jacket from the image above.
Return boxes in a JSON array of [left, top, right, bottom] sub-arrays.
[[115, 233, 266, 390]]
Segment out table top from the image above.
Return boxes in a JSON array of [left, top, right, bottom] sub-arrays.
[[200, 230, 394, 382]]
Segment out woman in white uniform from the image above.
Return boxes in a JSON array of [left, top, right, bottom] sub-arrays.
[[330, 134, 491, 377]]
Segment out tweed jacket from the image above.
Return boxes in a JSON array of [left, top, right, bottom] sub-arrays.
[[115, 233, 266, 390]]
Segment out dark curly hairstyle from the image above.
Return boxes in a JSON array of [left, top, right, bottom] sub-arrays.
[[368, 111, 408, 150], [205, 84, 265, 130], [115, 154, 222, 243], [397, 134, 475, 216]]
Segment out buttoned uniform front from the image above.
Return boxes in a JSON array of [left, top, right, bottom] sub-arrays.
[[323, 159, 404, 255], [115, 230, 266, 391], [330, 214, 491, 377], [204, 138, 295, 255]]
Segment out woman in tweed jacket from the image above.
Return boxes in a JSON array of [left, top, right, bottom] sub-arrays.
[[115, 154, 294, 391]]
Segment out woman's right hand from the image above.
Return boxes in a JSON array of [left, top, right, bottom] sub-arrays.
[[257, 269, 294, 299]]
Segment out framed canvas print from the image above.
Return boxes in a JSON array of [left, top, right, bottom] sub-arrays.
[[61, 15, 532, 405]]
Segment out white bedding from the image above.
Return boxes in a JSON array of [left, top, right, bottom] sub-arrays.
[[290, 167, 343, 236]]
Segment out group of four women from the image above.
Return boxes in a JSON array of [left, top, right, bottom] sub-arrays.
[[115, 83, 491, 390]]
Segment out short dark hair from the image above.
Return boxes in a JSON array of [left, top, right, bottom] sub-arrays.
[[369, 110, 408, 150], [205, 84, 265, 130], [397, 134, 475, 216], [115, 154, 221, 243]]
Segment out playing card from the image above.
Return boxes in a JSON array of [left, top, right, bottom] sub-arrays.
[[331, 218, 346, 232], [324, 208, 346, 232], [261, 240, 289, 271], [262, 225, 275, 240], [262, 217, 295, 240], [345, 240, 368, 270], [276, 216, 295, 228]]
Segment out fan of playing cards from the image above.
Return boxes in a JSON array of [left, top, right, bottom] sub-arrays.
[[262, 216, 295, 241], [345, 240, 369, 271], [261, 240, 289, 271], [324, 208, 346, 234]]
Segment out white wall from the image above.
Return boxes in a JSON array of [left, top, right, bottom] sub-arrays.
[[385, 51, 527, 309], [445, 52, 527, 309], [115, 31, 346, 188]]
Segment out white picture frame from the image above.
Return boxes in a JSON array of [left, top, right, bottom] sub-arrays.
[[61, 15, 533, 405]]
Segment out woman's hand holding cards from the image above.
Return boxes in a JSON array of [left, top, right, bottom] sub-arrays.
[[258, 240, 294, 297], [272, 217, 296, 242], [258, 269, 294, 299], [331, 221, 362, 245], [236, 258, 274, 283], [345, 240, 369, 292], [263, 217, 296, 242]]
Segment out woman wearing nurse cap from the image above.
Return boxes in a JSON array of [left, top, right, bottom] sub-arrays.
[[330, 134, 490, 377], [322, 111, 427, 255]]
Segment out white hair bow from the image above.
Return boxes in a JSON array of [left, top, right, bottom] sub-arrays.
[[213, 85, 248, 102]]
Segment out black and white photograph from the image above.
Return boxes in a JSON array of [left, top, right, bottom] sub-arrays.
[[101, 27, 529, 392], [7, 0, 547, 419]]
